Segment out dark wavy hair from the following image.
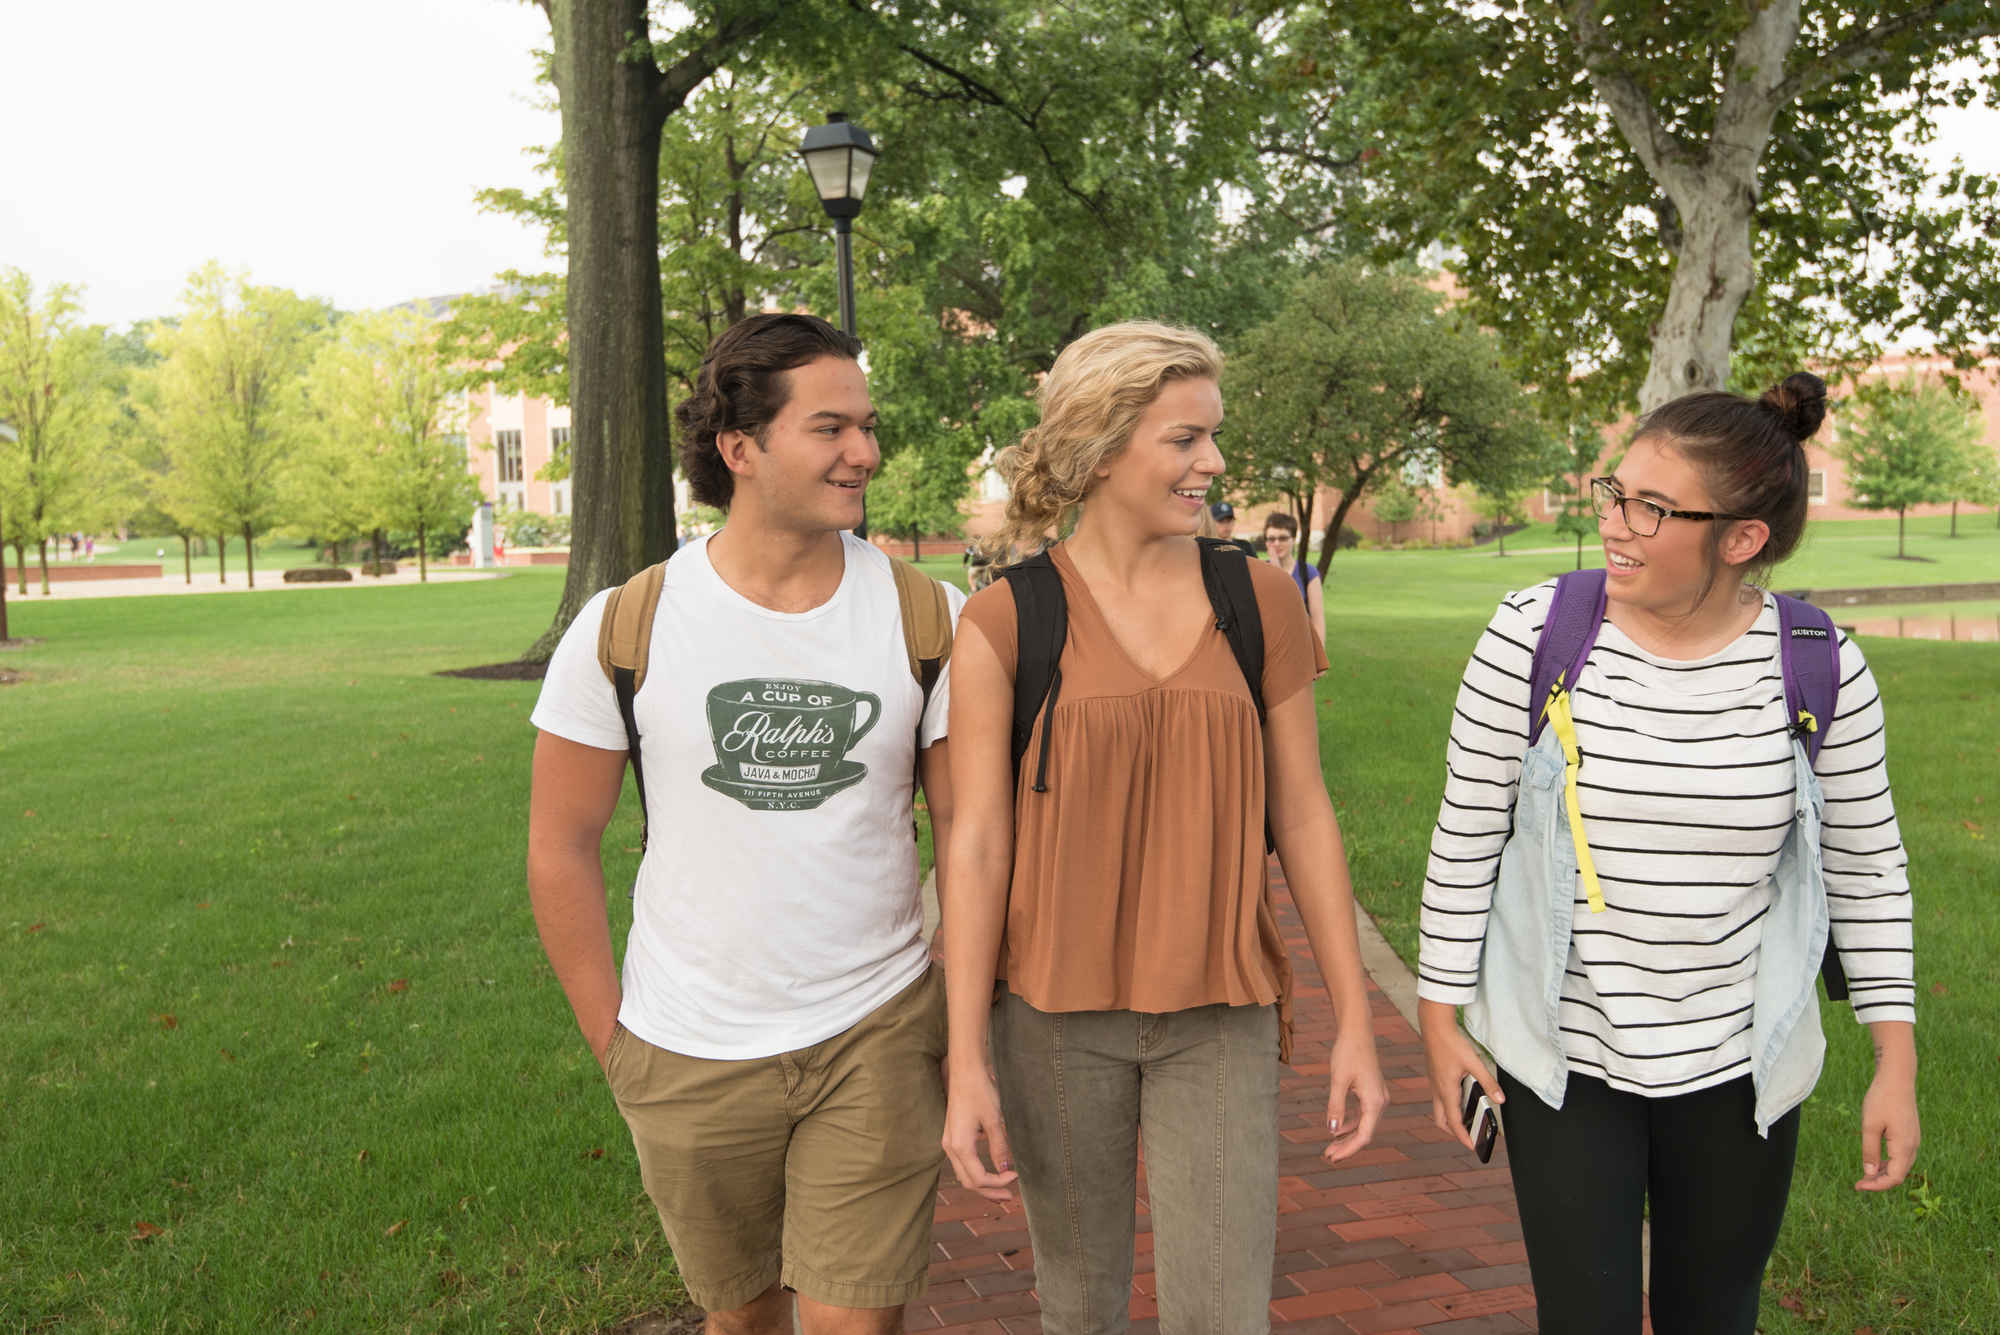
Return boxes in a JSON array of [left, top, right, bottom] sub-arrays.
[[676, 313, 864, 508], [1635, 370, 1828, 607]]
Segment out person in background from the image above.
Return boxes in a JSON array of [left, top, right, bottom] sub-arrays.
[[1261, 511, 1324, 652]]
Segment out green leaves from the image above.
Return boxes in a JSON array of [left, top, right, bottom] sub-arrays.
[[1223, 262, 1551, 568]]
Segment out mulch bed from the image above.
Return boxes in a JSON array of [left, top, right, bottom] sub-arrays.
[[0, 637, 44, 651], [436, 660, 549, 682], [0, 668, 21, 686]]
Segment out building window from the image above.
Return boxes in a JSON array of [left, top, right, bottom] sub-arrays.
[[1808, 469, 1826, 502], [497, 430, 524, 483], [550, 426, 571, 457]]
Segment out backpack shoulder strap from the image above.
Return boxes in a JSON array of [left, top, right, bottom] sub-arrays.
[[594, 560, 669, 852], [890, 556, 955, 710], [1195, 536, 1266, 721], [1527, 569, 1607, 747], [1774, 591, 1849, 1002], [1774, 593, 1839, 765], [596, 561, 669, 692], [1001, 551, 1067, 790]]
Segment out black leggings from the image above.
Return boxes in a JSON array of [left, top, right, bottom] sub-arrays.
[[1497, 1069, 1800, 1335]]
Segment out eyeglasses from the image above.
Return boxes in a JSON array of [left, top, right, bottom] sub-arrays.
[[1589, 476, 1746, 538]]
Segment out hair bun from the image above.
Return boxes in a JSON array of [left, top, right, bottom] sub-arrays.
[[1761, 372, 1827, 443]]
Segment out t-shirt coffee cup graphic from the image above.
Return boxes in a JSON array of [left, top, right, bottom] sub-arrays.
[[701, 678, 881, 811]]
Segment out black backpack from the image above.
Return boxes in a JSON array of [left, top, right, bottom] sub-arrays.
[[1002, 537, 1274, 845]]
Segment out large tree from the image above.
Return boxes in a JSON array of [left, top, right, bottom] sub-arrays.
[[143, 264, 329, 588], [519, 0, 806, 660], [507, 0, 1329, 658], [1224, 263, 1552, 571], [0, 269, 129, 602], [1318, 2, 2000, 417]]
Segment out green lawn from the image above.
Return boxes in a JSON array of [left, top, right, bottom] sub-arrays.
[[1317, 534, 1999, 1335], [2, 524, 1994, 1332]]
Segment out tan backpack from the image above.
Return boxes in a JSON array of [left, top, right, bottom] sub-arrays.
[[595, 554, 953, 850]]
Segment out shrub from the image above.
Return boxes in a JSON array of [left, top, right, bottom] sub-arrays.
[[282, 567, 354, 584], [496, 510, 571, 548], [359, 560, 397, 577]]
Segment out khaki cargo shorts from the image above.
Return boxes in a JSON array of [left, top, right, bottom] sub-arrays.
[[603, 965, 947, 1314]]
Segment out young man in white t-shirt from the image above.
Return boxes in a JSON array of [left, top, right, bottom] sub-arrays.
[[526, 313, 962, 1335]]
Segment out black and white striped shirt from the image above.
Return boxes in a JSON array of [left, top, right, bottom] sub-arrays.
[[1418, 580, 1916, 1098]]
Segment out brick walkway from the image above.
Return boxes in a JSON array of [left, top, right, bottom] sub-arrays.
[[907, 864, 1539, 1334]]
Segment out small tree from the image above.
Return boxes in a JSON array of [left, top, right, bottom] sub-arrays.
[[1225, 263, 1552, 572], [866, 447, 967, 562], [305, 308, 481, 582], [1835, 376, 1978, 558], [1948, 425, 2000, 538], [1470, 481, 1532, 558], [0, 270, 130, 599], [143, 264, 328, 587], [1550, 424, 1608, 570], [1371, 475, 1419, 544]]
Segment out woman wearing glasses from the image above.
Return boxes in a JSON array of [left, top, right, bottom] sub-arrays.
[[1415, 373, 1918, 1335]]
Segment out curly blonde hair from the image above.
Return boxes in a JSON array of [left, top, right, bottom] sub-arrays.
[[984, 321, 1224, 560]]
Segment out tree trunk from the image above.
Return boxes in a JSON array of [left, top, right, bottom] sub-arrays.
[[1897, 507, 1906, 557], [217, 534, 227, 584], [1575, 532, 1584, 569], [911, 526, 921, 562], [182, 534, 192, 584], [417, 520, 429, 582], [1497, 526, 1507, 558], [1578, 1, 1800, 413], [1315, 484, 1368, 574], [37, 537, 50, 595], [243, 523, 255, 588], [528, 0, 687, 662], [1950, 499, 1959, 537], [372, 528, 386, 568]]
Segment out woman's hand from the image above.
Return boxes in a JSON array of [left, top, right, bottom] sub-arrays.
[[1856, 1021, 1919, 1191], [1324, 1027, 1390, 1162], [1419, 999, 1502, 1153], [942, 1060, 1019, 1203]]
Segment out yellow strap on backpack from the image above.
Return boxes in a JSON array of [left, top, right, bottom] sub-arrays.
[[1540, 674, 1606, 915]]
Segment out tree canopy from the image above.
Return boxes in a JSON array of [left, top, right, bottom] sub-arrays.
[[1324, 1, 2000, 417], [1836, 374, 1986, 556], [302, 307, 484, 580], [0, 269, 131, 600], [1223, 263, 1551, 571], [142, 264, 330, 586]]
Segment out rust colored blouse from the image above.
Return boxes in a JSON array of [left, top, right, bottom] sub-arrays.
[[959, 543, 1329, 1060]]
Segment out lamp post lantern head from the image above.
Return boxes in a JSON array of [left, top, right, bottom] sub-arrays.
[[798, 112, 878, 222]]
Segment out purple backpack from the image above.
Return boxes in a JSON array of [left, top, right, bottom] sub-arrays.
[[1527, 569, 1848, 999]]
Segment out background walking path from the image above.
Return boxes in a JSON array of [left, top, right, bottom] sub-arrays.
[[909, 861, 1543, 1334]]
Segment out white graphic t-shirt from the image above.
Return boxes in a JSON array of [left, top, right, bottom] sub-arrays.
[[531, 532, 963, 1059]]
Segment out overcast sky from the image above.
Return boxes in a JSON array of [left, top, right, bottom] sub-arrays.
[[0, 0, 561, 330], [3, 5, 1995, 334]]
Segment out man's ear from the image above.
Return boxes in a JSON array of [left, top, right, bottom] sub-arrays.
[[717, 428, 760, 483], [1720, 517, 1770, 569]]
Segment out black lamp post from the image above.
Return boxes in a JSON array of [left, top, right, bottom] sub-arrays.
[[797, 112, 878, 338]]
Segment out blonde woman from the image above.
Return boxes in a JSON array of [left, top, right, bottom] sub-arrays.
[[940, 322, 1388, 1335]]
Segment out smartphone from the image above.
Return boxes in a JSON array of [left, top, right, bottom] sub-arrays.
[[1458, 1074, 1501, 1163]]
